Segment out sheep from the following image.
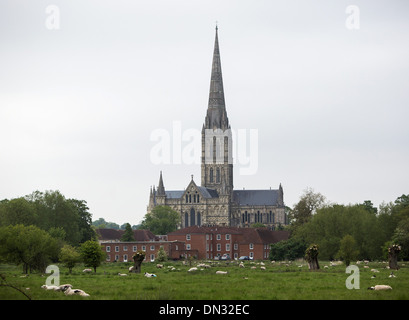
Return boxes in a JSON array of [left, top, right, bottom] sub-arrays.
[[156, 264, 163, 269], [216, 271, 228, 274], [118, 273, 128, 276], [367, 285, 392, 291], [144, 272, 157, 278], [188, 267, 198, 272], [260, 266, 266, 270], [82, 268, 92, 273], [129, 266, 135, 272], [63, 286, 90, 297], [239, 263, 245, 268], [370, 269, 379, 273], [389, 272, 396, 278]]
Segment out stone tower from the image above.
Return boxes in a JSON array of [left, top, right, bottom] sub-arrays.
[[201, 26, 233, 197]]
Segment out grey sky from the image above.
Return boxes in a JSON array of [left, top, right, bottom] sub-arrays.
[[1, 0, 408, 226]]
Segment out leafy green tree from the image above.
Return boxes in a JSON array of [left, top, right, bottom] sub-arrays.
[[140, 206, 179, 235], [0, 224, 58, 273], [337, 235, 359, 266], [269, 238, 307, 261], [79, 240, 106, 273], [156, 246, 168, 262], [0, 198, 37, 226], [60, 244, 81, 274], [121, 223, 135, 241], [288, 188, 326, 233]]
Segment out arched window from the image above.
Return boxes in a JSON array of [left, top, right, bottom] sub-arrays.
[[190, 208, 195, 226], [216, 168, 220, 183], [193, 194, 196, 203], [185, 212, 189, 228], [189, 194, 191, 203], [197, 212, 201, 226], [210, 168, 214, 183], [186, 195, 188, 203], [197, 195, 200, 203]]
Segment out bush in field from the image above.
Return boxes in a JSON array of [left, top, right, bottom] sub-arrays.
[[269, 238, 307, 261], [60, 244, 81, 274], [79, 240, 106, 273]]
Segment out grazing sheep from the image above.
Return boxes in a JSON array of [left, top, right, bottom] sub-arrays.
[[188, 267, 198, 272], [63, 286, 90, 297], [367, 285, 392, 291], [251, 266, 257, 270], [144, 272, 157, 278], [129, 266, 135, 272], [389, 272, 396, 278], [82, 268, 92, 273], [260, 266, 266, 270], [156, 264, 163, 269], [370, 269, 379, 273], [239, 263, 245, 268], [118, 273, 128, 276], [216, 271, 228, 274]]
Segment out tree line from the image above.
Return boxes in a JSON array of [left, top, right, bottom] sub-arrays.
[[270, 188, 409, 262], [0, 190, 105, 273]]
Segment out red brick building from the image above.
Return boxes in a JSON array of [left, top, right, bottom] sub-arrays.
[[96, 229, 186, 262], [97, 227, 289, 262], [167, 226, 289, 260]]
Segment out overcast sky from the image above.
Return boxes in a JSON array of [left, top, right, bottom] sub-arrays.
[[1, 0, 408, 226]]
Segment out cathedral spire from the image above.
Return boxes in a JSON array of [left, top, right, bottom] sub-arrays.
[[157, 171, 165, 196], [205, 25, 230, 131]]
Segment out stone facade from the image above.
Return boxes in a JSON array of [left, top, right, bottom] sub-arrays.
[[147, 27, 287, 229]]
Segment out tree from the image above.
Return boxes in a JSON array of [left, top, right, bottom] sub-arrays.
[[0, 224, 58, 273], [131, 251, 146, 273], [288, 188, 326, 232], [60, 245, 81, 274], [305, 244, 320, 270], [79, 240, 106, 273], [269, 238, 307, 261], [0, 198, 37, 227], [337, 235, 359, 266], [156, 246, 168, 262], [121, 223, 135, 241], [140, 206, 179, 235], [388, 244, 401, 270]]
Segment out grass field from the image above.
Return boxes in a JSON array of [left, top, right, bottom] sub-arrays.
[[1, 260, 408, 300]]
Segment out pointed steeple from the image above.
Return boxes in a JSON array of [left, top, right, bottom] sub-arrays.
[[157, 171, 165, 196], [205, 25, 230, 131]]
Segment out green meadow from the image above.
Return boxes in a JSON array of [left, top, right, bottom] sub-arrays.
[[1, 260, 408, 300]]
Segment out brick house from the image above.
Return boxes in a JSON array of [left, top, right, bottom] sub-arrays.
[[167, 226, 289, 260], [96, 229, 186, 262]]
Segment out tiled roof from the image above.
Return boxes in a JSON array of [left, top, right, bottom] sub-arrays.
[[96, 229, 158, 241], [233, 189, 280, 206], [168, 226, 289, 244]]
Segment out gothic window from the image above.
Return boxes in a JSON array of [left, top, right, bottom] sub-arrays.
[[190, 208, 195, 226], [197, 212, 201, 226], [216, 168, 220, 183], [185, 212, 189, 228], [189, 194, 191, 203], [186, 195, 188, 203], [197, 195, 200, 203], [210, 168, 214, 182], [193, 194, 196, 203]]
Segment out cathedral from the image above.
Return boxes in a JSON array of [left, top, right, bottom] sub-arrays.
[[147, 27, 287, 229]]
